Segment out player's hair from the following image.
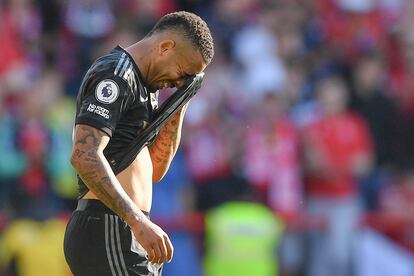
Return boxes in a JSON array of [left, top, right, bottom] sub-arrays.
[[147, 11, 214, 64]]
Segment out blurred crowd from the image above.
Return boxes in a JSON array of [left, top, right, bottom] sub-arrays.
[[1, 0, 414, 275]]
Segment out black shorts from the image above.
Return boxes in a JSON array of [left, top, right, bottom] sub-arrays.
[[64, 199, 163, 276]]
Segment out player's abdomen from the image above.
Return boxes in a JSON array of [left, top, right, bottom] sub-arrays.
[[83, 146, 153, 212], [117, 146, 153, 212]]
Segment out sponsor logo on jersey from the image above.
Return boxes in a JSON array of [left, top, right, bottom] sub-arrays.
[[87, 103, 110, 119], [95, 79, 119, 104]]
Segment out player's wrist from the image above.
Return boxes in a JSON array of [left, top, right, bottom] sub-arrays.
[[126, 210, 150, 228]]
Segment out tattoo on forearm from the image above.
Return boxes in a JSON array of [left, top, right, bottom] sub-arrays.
[[149, 116, 182, 169], [72, 125, 142, 224], [74, 149, 86, 158]]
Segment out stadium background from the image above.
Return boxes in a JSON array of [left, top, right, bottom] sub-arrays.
[[1, 0, 414, 275]]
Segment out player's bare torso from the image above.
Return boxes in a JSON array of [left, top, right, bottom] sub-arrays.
[[83, 146, 153, 212]]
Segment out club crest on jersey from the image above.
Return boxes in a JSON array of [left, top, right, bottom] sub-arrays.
[[95, 79, 119, 104]]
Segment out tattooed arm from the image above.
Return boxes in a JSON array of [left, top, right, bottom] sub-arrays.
[[71, 124, 143, 223], [148, 103, 189, 182], [70, 124, 174, 264]]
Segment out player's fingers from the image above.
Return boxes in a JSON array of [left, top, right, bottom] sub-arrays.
[[150, 243, 162, 264], [146, 245, 156, 263], [157, 238, 168, 264], [164, 234, 174, 263]]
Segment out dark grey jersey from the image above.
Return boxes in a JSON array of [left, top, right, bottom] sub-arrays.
[[74, 46, 158, 198]]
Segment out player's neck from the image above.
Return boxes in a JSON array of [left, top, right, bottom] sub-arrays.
[[125, 39, 155, 84]]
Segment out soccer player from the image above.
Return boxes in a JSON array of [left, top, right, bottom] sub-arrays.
[[63, 11, 214, 276]]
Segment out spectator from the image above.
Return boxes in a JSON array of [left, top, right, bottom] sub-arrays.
[[242, 92, 305, 276], [350, 51, 398, 209], [0, 218, 71, 276], [302, 76, 374, 276], [242, 93, 303, 220], [184, 103, 237, 211], [351, 51, 397, 167], [0, 110, 26, 212], [204, 182, 284, 276], [232, 12, 286, 98]]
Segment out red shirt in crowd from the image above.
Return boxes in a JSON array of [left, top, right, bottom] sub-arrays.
[[184, 121, 231, 183], [303, 112, 373, 198], [244, 118, 303, 219], [0, 11, 25, 75]]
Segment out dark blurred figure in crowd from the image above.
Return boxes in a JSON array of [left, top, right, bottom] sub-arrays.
[[350, 51, 398, 210], [390, 5, 414, 167], [302, 76, 374, 276], [351, 51, 397, 168]]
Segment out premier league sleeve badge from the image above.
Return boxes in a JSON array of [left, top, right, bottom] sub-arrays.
[[95, 79, 120, 104]]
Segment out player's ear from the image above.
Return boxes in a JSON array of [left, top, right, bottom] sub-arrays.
[[158, 40, 176, 56]]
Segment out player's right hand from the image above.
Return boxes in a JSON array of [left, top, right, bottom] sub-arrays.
[[131, 218, 174, 264]]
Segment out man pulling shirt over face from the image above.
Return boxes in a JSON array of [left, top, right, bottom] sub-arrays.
[[63, 11, 214, 276]]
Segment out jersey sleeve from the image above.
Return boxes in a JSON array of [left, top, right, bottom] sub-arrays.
[[75, 74, 133, 137]]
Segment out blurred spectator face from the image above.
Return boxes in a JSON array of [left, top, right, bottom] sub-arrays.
[[215, 0, 257, 19], [260, 93, 287, 121], [277, 29, 304, 60], [136, 0, 159, 16], [284, 61, 306, 104], [354, 54, 386, 93], [316, 77, 349, 115], [274, 1, 307, 31]]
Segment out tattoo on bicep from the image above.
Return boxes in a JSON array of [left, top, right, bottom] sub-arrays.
[[75, 126, 101, 147]]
